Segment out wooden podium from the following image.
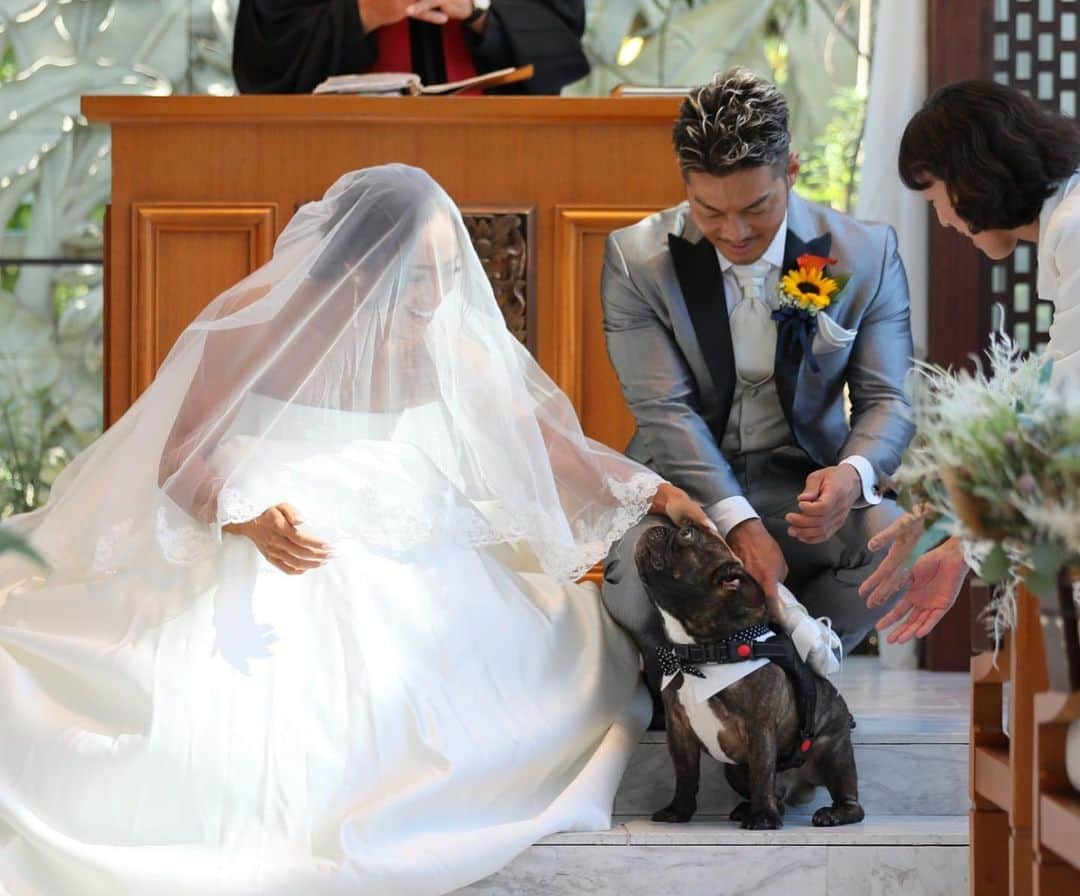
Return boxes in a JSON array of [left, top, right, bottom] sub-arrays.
[[81, 95, 685, 451]]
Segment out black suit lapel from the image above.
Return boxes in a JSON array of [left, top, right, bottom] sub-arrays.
[[668, 233, 735, 431], [775, 230, 833, 427]]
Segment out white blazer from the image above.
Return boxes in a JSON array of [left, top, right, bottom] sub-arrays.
[[1038, 169, 1080, 384]]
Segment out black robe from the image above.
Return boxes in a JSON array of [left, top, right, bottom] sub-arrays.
[[232, 0, 589, 95]]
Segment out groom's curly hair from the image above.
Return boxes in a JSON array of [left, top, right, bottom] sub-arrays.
[[673, 68, 791, 178], [899, 81, 1080, 232]]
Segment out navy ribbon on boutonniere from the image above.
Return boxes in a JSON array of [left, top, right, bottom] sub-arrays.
[[773, 305, 821, 373], [774, 238, 850, 376]]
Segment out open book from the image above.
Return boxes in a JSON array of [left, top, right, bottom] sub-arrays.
[[609, 85, 690, 97], [312, 65, 533, 96]]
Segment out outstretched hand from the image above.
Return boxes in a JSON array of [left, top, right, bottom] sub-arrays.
[[871, 537, 969, 644], [860, 511, 927, 608], [223, 503, 332, 576]]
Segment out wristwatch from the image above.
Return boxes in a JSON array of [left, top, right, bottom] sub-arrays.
[[463, 0, 490, 25]]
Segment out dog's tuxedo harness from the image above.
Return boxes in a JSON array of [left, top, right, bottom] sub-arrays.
[[657, 624, 819, 770]]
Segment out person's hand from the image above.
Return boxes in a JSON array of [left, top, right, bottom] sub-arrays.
[[403, 0, 477, 26], [223, 503, 332, 576], [650, 483, 717, 533], [871, 537, 969, 643], [859, 511, 927, 608], [358, 0, 415, 32], [361, 0, 486, 34], [726, 518, 788, 622], [784, 464, 862, 544]]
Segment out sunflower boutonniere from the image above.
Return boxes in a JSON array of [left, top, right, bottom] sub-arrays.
[[772, 253, 851, 373]]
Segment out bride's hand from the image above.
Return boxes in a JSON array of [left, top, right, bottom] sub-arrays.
[[651, 483, 718, 533], [223, 503, 332, 575]]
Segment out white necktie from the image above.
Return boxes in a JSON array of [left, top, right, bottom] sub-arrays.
[[730, 260, 776, 385]]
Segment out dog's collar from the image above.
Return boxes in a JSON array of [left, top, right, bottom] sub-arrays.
[[667, 622, 773, 666], [656, 646, 707, 680], [659, 624, 821, 771]]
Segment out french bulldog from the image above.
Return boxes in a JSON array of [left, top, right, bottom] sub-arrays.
[[636, 521, 864, 830]]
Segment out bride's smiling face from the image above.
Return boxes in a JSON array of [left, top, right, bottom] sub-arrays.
[[922, 178, 1020, 260], [397, 210, 462, 338]]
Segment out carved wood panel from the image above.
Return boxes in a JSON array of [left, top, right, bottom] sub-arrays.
[[461, 207, 535, 351]]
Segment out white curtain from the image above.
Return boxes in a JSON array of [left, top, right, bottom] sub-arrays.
[[855, 0, 929, 358]]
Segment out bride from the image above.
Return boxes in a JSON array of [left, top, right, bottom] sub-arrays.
[[0, 165, 711, 896]]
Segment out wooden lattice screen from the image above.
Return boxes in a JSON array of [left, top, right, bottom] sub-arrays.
[[988, 0, 1080, 353]]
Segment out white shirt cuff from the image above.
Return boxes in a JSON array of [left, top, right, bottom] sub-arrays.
[[840, 455, 882, 506], [704, 496, 759, 537]]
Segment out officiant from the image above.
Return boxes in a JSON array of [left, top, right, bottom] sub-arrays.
[[232, 0, 589, 95]]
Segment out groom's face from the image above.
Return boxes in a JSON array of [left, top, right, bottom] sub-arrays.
[[684, 158, 798, 265]]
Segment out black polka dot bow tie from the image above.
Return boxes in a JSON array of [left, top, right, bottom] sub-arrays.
[[660, 623, 774, 673], [656, 646, 706, 679]]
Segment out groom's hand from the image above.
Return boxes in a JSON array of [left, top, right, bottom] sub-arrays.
[[726, 518, 787, 621], [785, 465, 862, 544]]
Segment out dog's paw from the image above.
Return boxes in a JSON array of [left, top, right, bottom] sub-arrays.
[[652, 803, 695, 824], [812, 802, 865, 827], [729, 801, 750, 823], [741, 808, 783, 830]]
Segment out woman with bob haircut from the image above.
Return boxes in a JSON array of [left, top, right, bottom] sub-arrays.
[[860, 80, 1080, 644], [898, 79, 1080, 379]]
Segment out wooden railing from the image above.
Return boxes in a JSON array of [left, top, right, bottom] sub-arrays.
[[1033, 569, 1080, 892], [971, 571, 1080, 895]]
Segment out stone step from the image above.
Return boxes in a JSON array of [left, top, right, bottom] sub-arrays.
[[456, 659, 971, 895], [615, 720, 969, 817], [612, 656, 972, 818], [456, 815, 969, 895]]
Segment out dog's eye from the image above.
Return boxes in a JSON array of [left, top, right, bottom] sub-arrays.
[[677, 527, 696, 545]]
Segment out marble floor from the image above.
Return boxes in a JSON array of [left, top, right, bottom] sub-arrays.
[[825, 656, 970, 739]]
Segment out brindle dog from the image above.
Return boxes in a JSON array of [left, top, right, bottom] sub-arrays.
[[636, 522, 864, 830]]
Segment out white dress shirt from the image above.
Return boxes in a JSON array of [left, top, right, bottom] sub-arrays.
[[704, 217, 881, 536]]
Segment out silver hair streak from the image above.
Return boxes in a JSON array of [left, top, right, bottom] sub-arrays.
[[674, 67, 791, 175]]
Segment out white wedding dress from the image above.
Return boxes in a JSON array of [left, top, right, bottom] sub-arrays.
[[0, 394, 650, 896], [0, 166, 661, 896]]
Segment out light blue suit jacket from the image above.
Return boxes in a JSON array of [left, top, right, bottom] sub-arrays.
[[601, 192, 915, 506]]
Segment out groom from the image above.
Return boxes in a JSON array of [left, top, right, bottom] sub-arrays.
[[601, 68, 915, 697]]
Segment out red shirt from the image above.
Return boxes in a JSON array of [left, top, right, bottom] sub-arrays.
[[363, 21, 478, 84]]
